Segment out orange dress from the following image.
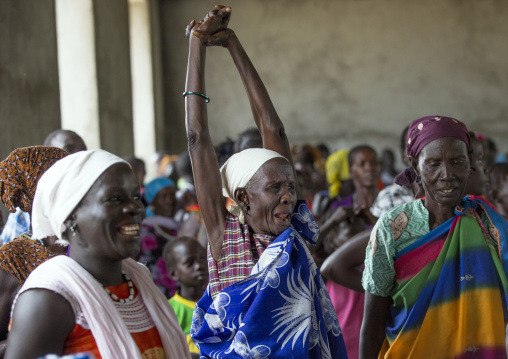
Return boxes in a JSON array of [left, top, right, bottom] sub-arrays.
[[63, 282, 165, 359]]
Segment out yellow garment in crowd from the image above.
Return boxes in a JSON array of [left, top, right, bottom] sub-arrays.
[[325, 149, 350, 198]]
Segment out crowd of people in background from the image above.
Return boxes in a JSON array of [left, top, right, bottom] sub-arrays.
[[1, 5, 508, 359]]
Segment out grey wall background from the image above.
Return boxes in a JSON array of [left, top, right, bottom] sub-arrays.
[[1, 0, 507, 157], [0, 0, 61, 153], [160, 0, 508, 154]]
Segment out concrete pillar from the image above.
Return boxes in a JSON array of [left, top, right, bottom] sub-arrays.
[[56, 0, 135, 156], [128, 0, 159, 181], [55, 0, 101, 150]]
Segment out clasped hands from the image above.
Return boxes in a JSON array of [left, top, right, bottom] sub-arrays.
[[186, 5, 233, 47]]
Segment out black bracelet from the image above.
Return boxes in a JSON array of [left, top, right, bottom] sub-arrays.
[[182, 91, 210, 103]]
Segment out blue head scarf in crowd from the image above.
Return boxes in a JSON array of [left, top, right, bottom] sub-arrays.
[[144, 177, 175, 217]]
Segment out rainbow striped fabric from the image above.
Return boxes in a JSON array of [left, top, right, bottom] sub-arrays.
[[380, 197, 508, 358]]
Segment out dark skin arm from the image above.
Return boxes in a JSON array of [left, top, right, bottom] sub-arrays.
[[360, 292, 391, 359], [191, 7, 295, 170], [184, 8, 231, 262], [0, 270, 20, 358], [5, 289, 75, 359], [226, 33, 295, 174], [320, 229, 371, 292], [312, 206, 355, 253], [187, 6, 299, 261]]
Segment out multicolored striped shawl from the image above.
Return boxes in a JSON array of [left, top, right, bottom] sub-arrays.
[[380, 196, 508, 358], [191, 201, 348, 358]]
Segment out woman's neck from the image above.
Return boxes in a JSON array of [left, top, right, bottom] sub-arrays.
[[180, 285, 206, 302], [69, 248, 124, 287], [424, 199, 457, 230], [355, 185, 378, 208]]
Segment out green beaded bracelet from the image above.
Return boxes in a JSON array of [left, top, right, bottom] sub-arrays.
[[182, 91, 210, 103]]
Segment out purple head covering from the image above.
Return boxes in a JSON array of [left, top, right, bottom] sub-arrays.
[[395, 116, 471, 186]]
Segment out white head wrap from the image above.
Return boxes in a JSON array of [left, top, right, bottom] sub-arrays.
[[32, 149, 127, 241], [220, 148, 288, 223]]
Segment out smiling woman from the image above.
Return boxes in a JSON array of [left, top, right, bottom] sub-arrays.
[[360, 116, 508, 359], [5, 150, 190, 359]]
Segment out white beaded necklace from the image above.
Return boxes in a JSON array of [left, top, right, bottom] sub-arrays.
[[103, 272, 135, 304]]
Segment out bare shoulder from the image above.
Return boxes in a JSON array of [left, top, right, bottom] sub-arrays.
[[6, 288, 75, 359]]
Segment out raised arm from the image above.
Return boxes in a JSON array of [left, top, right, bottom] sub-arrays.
[[193, 13, 299, 196], [226, 36, 290, 157], [184, 11, 230, 262], [229, 33, 304, 199]]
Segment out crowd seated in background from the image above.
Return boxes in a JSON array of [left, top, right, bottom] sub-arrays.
[[0, 130, 87, 245], [0, 146, 69, 358]]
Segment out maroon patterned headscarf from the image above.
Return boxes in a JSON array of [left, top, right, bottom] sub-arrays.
[[0, 146, 68, 213], [395, 116, 470, 186]]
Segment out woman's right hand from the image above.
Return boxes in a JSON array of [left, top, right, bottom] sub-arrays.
[[187, 5, 232, 47]]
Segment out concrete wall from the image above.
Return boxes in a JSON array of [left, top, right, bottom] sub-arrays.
[[159, 0, 508, 156], [1, 0, 507, 162], [0, 0, 61, 159]]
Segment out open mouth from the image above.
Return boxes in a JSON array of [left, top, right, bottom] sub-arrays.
[[440, 188, 456, 194], [275, 213, 292, 222], [118, 224, 140, 236]]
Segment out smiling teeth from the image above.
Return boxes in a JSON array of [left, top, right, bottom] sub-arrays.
[[443, 189, 453, 193], [119, 224, 140, 235]]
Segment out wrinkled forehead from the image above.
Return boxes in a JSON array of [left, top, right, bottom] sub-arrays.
[[257, 157, 292, 176], [419, 137, 469, 159]]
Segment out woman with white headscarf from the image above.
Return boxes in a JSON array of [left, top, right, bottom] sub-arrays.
[[6, 150, 190, 359], [184, 6, 347, 358]]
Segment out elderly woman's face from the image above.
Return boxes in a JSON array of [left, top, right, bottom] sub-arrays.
[[71, 163, 144, 260], [415, 137, 470, 209], [243, 158, 297, 236]]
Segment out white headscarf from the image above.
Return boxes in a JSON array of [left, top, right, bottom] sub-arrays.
[[31, 149, 127, 241], [220, 148, 288, 223]]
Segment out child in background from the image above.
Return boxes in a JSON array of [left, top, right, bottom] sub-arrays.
[[489, 163, 508, 220], [163, 237, 208, 357]]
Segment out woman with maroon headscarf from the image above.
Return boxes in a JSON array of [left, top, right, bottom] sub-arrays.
[[360, 116, 508, 358]]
